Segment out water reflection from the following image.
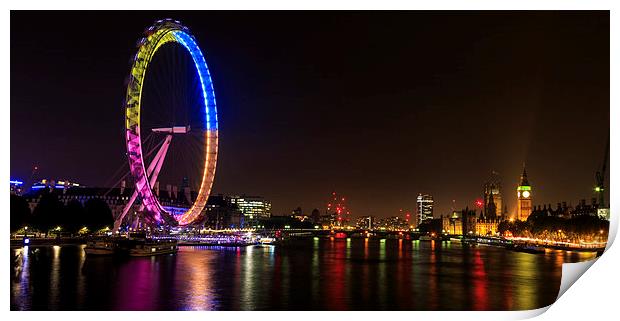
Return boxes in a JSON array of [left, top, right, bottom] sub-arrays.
[[325, 239, 346, 309], [378, 239, 387, 307], [177, 247, 217, 310], [312, 239, 320, 304], [77, 245, 86, 308], [50, 246, 60, 307], [241, 245, 255, 310], [513, 252, 539, 310], [10, 240, 598, 311], [428, 241, 438, 309], [114, 255, 160, 309], [361, 238, 370, 303], [11, 246, 31, 310], [471, 250, 488, 310]]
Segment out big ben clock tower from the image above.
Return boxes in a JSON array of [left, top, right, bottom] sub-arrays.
[[516, 166, 532, 221]]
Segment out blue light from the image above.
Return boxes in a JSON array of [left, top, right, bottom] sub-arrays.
[[10, 180, 23, 185], [31, 185, 46, 189], [24, 238, 30, 245], [172, 31, 217, 132]]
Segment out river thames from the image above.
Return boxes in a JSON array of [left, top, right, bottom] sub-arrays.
[[10, 238, 596, 311]]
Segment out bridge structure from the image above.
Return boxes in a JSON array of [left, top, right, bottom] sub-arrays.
[[253, 228, 431, 240]]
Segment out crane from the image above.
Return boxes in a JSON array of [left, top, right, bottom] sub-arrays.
[[594, 137, 609, 208]]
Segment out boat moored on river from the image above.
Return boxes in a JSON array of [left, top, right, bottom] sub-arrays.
[[84, 233, 178, 257], [258, 237, 277, 245], [84, 239, 116, 255], [510, 244, 546, 254], [125, 238, 178, 256]]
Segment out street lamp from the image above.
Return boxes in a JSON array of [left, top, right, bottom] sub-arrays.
[[23, 226, 29, 245]]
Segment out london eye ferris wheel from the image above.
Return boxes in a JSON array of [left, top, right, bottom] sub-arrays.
[[114, 19, 218, 231]]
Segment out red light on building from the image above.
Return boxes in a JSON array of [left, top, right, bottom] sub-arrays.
[[326, 191, 351, 227], [475, 199, 484, 208]]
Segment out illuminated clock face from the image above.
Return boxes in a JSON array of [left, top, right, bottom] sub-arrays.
[[522, 191, 530, 198]]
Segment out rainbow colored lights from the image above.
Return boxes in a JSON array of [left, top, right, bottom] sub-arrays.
[[124, 19, 218, 226]]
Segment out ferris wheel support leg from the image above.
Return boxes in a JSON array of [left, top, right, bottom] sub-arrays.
[[144, 135, 172, 178], [113, 135, 173, 232], [149, 135, 172, 190], [134, 134, 172, 215], [113, 189, 139, 233]]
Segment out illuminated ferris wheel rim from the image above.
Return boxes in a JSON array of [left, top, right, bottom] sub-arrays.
[[124, 19, 218, 226]]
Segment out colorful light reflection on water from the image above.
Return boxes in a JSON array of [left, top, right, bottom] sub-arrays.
[[10, 239, 596, 311]]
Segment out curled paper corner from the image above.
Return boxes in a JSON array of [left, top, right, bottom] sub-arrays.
[[516, 259, 601, 320], [556, 258, 598, 300], [538, 211, 616, 318]]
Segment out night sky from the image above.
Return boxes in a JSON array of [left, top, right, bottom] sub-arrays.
[[10, 11, 609, 218]]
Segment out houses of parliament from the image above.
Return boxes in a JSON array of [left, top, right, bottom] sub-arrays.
[[442, 165, 606, 236], [443, 166, 534, 236]]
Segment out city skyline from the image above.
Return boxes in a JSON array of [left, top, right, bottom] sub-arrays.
[[10, 9, 612, 314], [11, 11, 609, 218]]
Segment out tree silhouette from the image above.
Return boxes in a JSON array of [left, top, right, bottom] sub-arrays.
[[84, 198, 113, 231], [497, 214, 609, 241], [10, 194, 31, 233], [63, 200, 86, 234], [31, 192, 65, 234], [498, 220, 511, 235]]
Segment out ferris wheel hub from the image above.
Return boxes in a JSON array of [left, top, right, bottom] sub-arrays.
[[151, 125, 191, 134]]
